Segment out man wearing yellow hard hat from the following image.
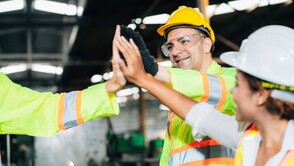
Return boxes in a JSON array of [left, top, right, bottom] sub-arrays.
[[120, 6, 236, 166]]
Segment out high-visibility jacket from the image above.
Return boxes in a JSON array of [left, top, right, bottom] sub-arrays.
[[0, 72, 119, 136], [235, 121, 294, 166], [160, 61, 237, 166]]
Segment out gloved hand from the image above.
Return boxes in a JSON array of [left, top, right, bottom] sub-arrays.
[[120, 25, 158, 76]]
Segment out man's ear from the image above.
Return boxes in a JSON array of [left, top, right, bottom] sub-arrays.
[[203, 38, 213, 54]]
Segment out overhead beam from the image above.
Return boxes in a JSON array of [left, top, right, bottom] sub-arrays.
[[215, 34, 240, 51]]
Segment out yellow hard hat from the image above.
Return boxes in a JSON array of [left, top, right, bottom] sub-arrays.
[[157, 6, 215, 43]]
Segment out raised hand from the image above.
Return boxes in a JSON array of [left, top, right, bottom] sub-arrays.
[[120, 25, 158, 76], [106, 25, 126, 94], [115, 35, 150, 86], [116, 34, 195, 119]]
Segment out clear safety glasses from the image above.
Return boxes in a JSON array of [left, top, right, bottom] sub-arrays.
[[161, 33, 205, 57]]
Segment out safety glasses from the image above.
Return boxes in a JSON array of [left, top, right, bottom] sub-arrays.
[[161, 33, 204, 57]]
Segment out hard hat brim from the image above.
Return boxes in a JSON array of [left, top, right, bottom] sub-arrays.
[[220, 51, 239, 69]]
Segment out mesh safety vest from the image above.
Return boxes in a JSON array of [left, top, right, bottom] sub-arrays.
[[160, 61, 237, 166], [235, 125, 294, 166]]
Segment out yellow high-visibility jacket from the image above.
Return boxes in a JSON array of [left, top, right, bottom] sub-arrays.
[[160, 61, 237, 166], [0, 72, 119, 136]]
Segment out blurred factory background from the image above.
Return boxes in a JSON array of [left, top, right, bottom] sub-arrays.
[[0, 0, 294, 165]]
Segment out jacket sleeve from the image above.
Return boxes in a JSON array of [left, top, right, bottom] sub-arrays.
[[0, 72, 119, 136], [185, 102, 243, 150], [167, 67, 236, 115]]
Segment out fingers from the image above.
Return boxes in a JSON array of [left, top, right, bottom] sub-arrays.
[[117, 36, 140, 61], [130, 39, 141, 57], [118, 58, 129, 76], [112, 25, 121, 60], [111, 57, 120, 72]]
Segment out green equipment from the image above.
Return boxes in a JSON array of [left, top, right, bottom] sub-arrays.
[[106, 117, 145, 158]]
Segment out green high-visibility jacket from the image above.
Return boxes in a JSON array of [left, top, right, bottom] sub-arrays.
[[160, 61, 237, 166], [0, 72, 119, 136]]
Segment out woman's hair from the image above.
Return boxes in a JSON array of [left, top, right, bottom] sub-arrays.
[[241, 71, 294, 120]]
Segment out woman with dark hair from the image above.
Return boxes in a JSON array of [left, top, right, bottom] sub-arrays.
[[114, 25, 294, 165]]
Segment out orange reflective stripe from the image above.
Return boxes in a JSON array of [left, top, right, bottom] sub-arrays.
[[280, 150, 294, 166], [215, 75, 227, 112], [75, 91, 84, 125], [181, 158, 235, 166], [200, 72, 210, 102], [169, 139, 221, 156], [58, 93, 66, 130]]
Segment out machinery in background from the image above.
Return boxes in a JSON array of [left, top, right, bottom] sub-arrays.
[[106, 117, 164, 166]]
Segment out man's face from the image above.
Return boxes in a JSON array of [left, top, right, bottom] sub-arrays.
[[166, 28, 206, 71]]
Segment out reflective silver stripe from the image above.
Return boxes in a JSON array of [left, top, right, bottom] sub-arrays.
[[63, 91, 78, 129], [169, 147, 206, 166], [207, 74, 222, 107], [169, 144, 235, 166]]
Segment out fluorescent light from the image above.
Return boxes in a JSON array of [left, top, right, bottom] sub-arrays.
[[116, 96, 128, 103], [135, 18, 142, 24], [91, 74, 103, 83], [131, 87, 139, 93], [31, 64, 63, 75], [0, 64, 27, 74], [269, 0, 290, 5], [102, 71, 113, 80], [143, 13, 170, 24], [116, 87, 140, 97], [77, 6, 84, 16], [214, 3, 235, 15], [206, 5, 218, 17], [229, 0, 259, 11], [132, 93, 140, 99], [127, 23, 136, 30], [0, 0, 24, 13], [34, 0, 83, 16], [116, 88, 134, 97], [258, 0, 270, 7]]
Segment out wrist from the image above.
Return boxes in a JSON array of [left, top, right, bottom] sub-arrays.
[[135, 73, 154, 88], [106, 80, 122, 95]]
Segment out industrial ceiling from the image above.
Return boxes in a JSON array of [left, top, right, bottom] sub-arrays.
[[1, 0, 293, 92]]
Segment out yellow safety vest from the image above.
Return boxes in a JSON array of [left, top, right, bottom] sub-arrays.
[[160, 61, 237, 166], [235, 125, 294, 166]]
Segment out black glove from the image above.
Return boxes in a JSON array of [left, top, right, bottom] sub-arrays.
[[120, 25, 158, 76]]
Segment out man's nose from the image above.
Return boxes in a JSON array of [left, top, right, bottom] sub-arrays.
[[170, 47, 183, 57]]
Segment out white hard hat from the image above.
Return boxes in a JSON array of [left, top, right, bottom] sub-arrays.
[[221, 25, 294, 87], [221, 25, 294, 103]]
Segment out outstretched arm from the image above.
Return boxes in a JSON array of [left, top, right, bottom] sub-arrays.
[[0, 26, 125, 136]]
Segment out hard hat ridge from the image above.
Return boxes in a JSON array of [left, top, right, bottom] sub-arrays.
[[157, 6, 215, 43]]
